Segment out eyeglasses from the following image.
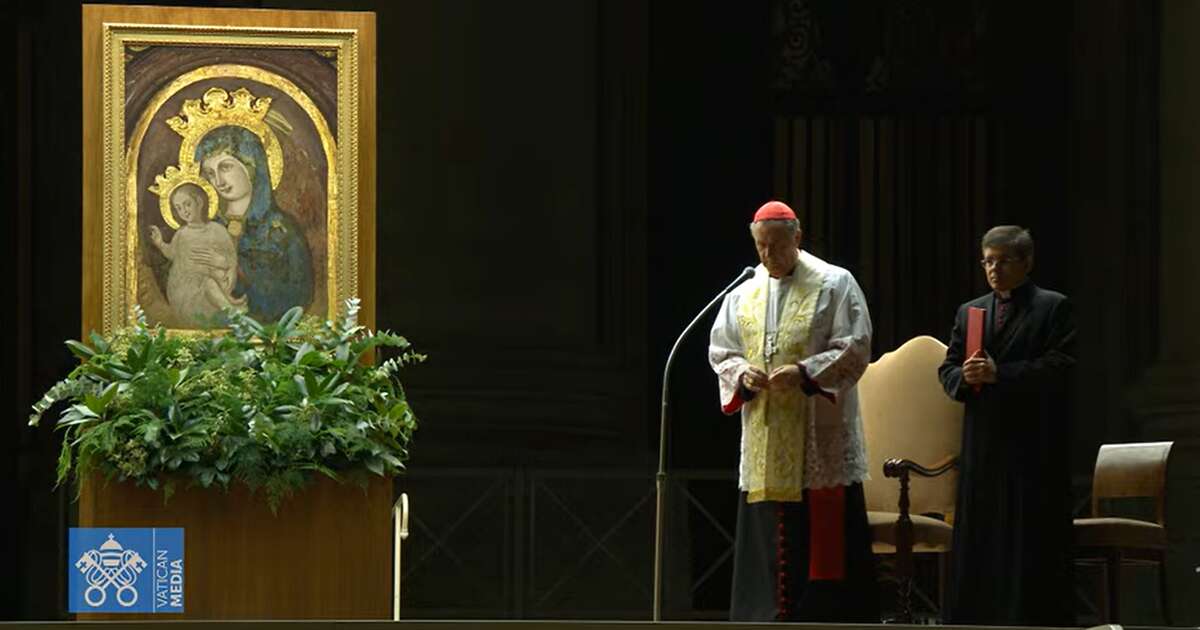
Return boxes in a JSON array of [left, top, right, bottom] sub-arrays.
[[980, 257, 1023, 269]]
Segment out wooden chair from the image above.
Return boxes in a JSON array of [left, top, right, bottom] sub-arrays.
[[858, 335, 964, 623], [1074, 441, 1173, 625]]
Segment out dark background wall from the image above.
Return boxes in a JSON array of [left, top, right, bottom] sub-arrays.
[[4, 0, 1192, 624]]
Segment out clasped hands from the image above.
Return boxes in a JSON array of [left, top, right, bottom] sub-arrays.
[[740, 364, 805, 393], [962, 350, 997, 385]]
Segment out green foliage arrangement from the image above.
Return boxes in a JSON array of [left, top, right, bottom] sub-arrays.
[[28, 298, 424, 509]]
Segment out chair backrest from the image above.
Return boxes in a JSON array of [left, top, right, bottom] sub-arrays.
[[858, 335, 964, 517], [1091, 441, 1172, 525]]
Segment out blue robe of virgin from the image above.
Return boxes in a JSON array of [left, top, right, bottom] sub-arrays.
[[196, 126, 314, 323]]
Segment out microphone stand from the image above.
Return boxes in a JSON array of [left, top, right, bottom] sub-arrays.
[[652, 266, 754, 622]]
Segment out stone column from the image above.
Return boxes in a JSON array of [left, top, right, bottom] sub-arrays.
[[1129, 1, 1200, 623]]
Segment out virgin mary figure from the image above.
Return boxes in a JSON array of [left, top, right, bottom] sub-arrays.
[[194, 126, 315, 322]]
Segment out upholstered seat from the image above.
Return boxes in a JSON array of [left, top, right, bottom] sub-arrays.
[[1074, 516, 1166, 550], [868, 511, 953, 553], [858, 335, 964, 622], [1074, 441, 1173, 624]]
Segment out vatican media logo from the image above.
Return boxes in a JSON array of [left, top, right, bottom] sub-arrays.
[[75, 534, 147, 607], [68, 528, 184, 613]]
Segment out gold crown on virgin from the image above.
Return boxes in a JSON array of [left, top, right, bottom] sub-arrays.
[[165, 86, 284, 190]]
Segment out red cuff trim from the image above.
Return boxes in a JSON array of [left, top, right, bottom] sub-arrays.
[[722, 387, 744, 414]]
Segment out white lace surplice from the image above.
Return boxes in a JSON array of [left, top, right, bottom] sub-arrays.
[[708, 250, 873, 492]]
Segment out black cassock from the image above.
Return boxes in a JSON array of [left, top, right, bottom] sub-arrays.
[[938, 281, 1077, 626]]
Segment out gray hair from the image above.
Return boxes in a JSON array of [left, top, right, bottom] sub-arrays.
[[981, 225, 1033, 259], [749, 219, 800, 234]]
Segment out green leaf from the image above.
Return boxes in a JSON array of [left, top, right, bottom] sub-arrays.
[[55, 443, 73, 486], [141, 423, 161, 444], [292, 342, 314, 366], [365, 457, 384, 476], [100, 382, 119, 407], [278, 306, 304, 334], [29, 295, 424, 512], [165, 368, 181, 390], [388, 402, 409, 421], [108, 366, 134, 380], [88, 331, 110, 354], [317, 397, 352, 408], [83, 395, 103, 416], [65, 340, 96, 360], [300, 462, 340, 481], [57, 406, 99, 429], [126, 344, 144, 371]]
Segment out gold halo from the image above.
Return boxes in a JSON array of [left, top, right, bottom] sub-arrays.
[[148, 165, 221, 229], [167, 87, 284, 190]]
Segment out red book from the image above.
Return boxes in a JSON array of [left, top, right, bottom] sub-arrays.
[[966, 306, 985, 393]]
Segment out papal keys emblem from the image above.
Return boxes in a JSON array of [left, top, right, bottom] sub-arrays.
[[74, 533, 148, 607]]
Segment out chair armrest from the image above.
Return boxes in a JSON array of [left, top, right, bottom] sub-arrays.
[[881, 454, 957, 624], [883, 454, 958, 479]]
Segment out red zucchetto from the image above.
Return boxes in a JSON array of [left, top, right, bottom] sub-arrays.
[[752, 200, 796, 222]]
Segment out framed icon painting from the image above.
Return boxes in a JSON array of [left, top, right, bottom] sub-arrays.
[[82, 4, 376, 336]]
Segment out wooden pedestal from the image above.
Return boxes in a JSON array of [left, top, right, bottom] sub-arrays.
[[76, 475, 392, 619]]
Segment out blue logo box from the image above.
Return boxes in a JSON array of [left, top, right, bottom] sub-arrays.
[[68, 528, 184, 613]]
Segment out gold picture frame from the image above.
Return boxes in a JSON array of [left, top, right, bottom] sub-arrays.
[[82, 5, 376, 337]]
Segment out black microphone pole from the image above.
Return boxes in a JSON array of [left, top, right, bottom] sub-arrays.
[[653, 266, 755, 622]]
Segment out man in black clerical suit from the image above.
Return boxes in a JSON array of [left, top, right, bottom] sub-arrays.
[[938, 225, 1077, 626]]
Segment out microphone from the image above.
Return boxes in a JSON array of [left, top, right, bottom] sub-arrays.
[[652, 265, 754, 621]]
